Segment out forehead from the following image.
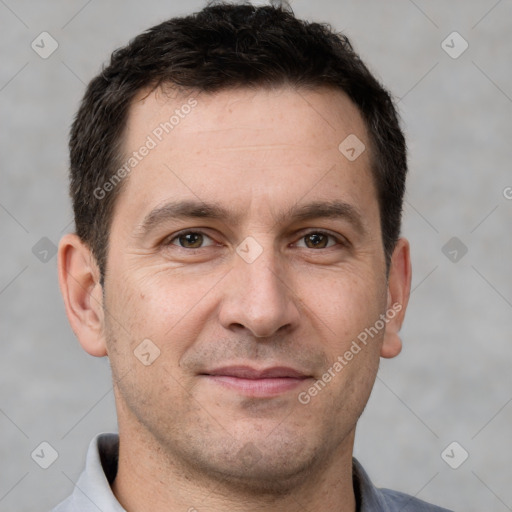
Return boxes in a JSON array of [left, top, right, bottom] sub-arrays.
[[126, 84, 368, 155], [114, 85, 376, 230]]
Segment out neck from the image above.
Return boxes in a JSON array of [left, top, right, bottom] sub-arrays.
[[111, 421, 357, 512]]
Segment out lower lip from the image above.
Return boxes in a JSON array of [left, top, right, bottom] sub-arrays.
[[204, 375, 309, 397]]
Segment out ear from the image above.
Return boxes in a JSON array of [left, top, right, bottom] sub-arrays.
[[380, 237, 412, 359], [58, 233, 107, 357]]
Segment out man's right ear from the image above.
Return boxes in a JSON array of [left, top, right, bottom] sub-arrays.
[[57, 233, 107, 357]]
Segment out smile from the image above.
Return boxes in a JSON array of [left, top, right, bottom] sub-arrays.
[[201, 366, 312, 397]]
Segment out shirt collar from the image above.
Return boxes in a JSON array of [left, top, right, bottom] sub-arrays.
[[67, 432, 126, 511], [352, 457, 394, 511]]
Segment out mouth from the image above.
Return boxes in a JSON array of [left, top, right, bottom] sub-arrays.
[[200, 366, 312, 397]]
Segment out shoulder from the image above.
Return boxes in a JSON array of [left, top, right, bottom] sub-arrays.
[[48, 495, 76, 512], [353, 458, 453, 512], [378, 487, 453, 511]]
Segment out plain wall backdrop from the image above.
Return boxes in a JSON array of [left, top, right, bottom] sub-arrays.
[[1, 1, 511, 511]]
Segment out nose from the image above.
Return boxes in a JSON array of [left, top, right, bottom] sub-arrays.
[[218, 243, 301, 338]]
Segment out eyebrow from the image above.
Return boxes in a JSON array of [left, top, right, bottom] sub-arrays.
[[135, 198, 366, 237], [277, 200, 366, 234], [134, 200, 236, 237]]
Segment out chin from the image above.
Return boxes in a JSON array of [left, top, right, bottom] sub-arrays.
[[187, 430, 325, 497], [217, 449, 322, 497]]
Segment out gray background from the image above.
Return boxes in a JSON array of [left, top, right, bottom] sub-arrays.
[[1, 0, 511, 511]]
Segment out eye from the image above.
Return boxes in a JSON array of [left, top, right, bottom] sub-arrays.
[[296, 231, 340, 249], [168, 231, 215, 249]]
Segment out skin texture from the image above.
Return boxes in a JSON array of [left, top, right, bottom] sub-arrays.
[[58, 85, 411, 512]]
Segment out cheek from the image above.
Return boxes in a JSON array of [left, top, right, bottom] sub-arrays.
[[297, 265, 387, 344], [104, 268, 223, 366], [103, 275, 202, 420]]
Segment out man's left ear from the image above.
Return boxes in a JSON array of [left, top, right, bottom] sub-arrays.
[[381, 237, 412, 359]]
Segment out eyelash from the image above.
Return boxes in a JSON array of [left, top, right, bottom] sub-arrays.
[[164, 229, 347, 250]]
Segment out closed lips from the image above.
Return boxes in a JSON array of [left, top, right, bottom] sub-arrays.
[[202, 366, 310, 379]]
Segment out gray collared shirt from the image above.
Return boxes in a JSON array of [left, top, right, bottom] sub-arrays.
[[50, 433, 452, 512]]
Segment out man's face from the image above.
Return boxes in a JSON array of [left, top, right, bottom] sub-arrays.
[[102, 86, 396, 487]]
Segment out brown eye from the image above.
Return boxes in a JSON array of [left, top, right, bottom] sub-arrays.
[[304, 233, 330, 249], [171, 232, 212, 248]]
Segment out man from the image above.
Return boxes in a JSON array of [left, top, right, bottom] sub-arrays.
[[52, 2, 451, 511]]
